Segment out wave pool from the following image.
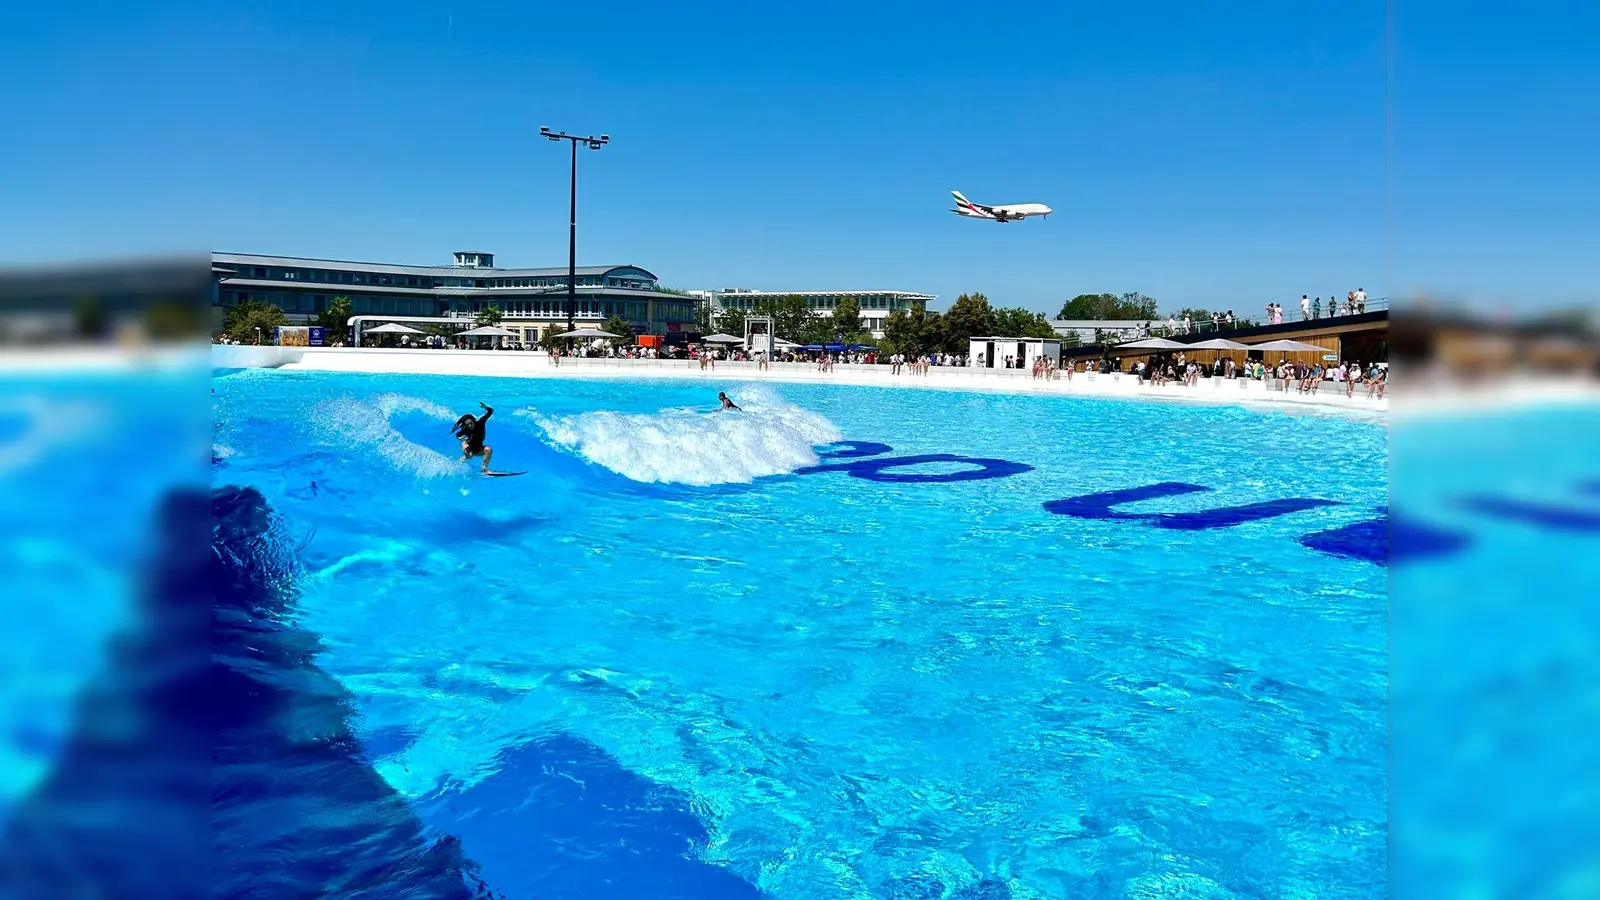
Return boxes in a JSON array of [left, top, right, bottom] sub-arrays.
[[205, 369, 1386, 899]]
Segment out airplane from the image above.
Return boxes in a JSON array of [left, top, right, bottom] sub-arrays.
[[950, 190, 1052, 222]]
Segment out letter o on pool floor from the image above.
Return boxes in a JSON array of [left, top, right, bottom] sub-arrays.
[[830, 453, 1033, 484]]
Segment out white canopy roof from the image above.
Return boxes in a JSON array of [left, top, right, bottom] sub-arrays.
[[1184, 338, 1252, 350], [1250, 339, 1326, 352], [1117, 337, 1188, 349]]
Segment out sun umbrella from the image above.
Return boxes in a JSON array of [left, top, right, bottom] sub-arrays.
[[1250, 339, 1326, 352], [364, 322, 426, 334], [702, 333, 745, 344], [456, 325, 518, 337], [1184, 338, 1252, 350], [1117, 337, 1188, 350], [552, 327, 620, 339]]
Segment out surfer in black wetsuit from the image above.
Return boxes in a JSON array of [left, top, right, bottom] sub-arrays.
[[452, 402, 494, 473], [718, 392, 740, 411]]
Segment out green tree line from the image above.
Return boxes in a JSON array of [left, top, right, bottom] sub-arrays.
[[879, 292, 1058, 357], [1055, 292, 1260, 330], [712, 294, 877, 347]]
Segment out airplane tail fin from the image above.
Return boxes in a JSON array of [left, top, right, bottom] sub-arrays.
[[951, 190, 972, 210]]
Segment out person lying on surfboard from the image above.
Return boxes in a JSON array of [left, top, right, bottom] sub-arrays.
[[452, 402, 495, 474], [718, 391, 740, 411]]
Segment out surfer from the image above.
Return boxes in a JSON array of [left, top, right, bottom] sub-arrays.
[[718, 391, 740, 411], [452, 402, 495, 473]]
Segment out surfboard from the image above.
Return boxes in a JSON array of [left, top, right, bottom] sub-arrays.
[[483, 470, 528, 478]]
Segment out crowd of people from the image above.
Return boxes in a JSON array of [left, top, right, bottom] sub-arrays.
[[1028, 356, 1073, 381], [1130, 354, 1387, 397], [1266, 288, 1369, 325]]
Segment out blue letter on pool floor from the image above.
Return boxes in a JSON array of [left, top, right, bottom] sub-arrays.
[[799, 453, 1033, 484], [1043, 482, 1338, 530]]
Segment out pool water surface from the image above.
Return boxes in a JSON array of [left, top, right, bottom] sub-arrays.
[[209, 370, 1388, 899]]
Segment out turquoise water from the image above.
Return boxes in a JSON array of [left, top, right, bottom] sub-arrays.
[[1389, 405, 1600, 900], [210, 370, 1387, 899]]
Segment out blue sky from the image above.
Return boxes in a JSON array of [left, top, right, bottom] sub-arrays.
[[0, 1, 1593, 314]]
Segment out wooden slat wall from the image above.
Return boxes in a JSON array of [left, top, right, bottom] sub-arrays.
[[1131, 334, 1345, 369]]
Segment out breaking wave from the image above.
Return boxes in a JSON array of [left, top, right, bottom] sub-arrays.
[[308, 393, 463, 479], [517, 387, 841, 486]]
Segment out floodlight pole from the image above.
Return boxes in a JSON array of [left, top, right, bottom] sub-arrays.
[[540, 126, 609, 336]]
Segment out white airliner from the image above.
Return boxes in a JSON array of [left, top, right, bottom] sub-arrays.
[[950, 190, 1052, 222]]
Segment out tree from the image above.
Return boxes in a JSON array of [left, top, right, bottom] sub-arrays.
[[942, 293, 997, 350], [474, 304, 504, 327], [881, 300, 952, 356], [223, 299, 287, 343], [1171, 307, 1213, 330], [882, 309, 916, 355], [993, 306, 1056, 339], [798, 313, 833, 346], [600, 314, 636, 346], [145, 300, 204, 340], [539, 322, 566, 346], [830, 296, 863, 338], [1057, 292, 1158, 320], [715, 306, 748, 337], [315, 295, 352, 345], [756, 294, 814, 343], [73, 295, 109, 339], [920, 311, 950, 355]]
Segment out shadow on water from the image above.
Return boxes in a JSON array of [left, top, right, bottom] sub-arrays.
[[0, 485, 762, 899], [415, 736, 762, 900], [0, 489, 213, 898]]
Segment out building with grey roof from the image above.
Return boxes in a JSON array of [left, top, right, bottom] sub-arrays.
[[213, 250, 701, 342], [704, 288, 935, 338]]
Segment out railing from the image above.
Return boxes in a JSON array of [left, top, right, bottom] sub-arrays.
[[531, 356, 1388, 395], [1060, 297, 1389, 345]]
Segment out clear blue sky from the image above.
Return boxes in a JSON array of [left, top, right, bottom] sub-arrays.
[[0, 1, 1593, 314]]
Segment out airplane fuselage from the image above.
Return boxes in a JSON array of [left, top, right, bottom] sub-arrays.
[[950, 191, 1052, 222]]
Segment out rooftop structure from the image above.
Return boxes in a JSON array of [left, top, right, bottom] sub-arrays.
[[706, 288, 935, 337], [213, 250, 702, 341]]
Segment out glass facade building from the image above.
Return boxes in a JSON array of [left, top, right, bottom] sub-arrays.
[[707, 289, 935, 337], [213, 251, 699, 338]]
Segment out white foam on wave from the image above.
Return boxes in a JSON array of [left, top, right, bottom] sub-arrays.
[[517, 386, 842, 485], [0, 396, 103, 476], [309, 393, 462, 478]]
